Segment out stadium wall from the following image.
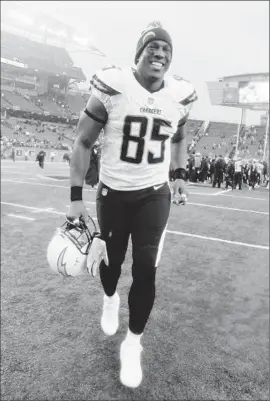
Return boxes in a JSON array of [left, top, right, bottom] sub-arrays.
[[2, 147, 69, 162]]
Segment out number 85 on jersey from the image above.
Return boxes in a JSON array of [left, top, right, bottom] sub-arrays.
[[120, 115, 172, 165]]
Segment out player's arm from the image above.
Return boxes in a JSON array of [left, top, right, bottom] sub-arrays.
[[170, 118, 189, 205], [70, 96, 107, 187], [170, 81, 198, 177], [171, 118, 187, 172]]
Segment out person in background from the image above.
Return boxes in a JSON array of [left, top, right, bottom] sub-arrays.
[[50, 151, 56, 162], [63, 152, 71, 165], [212, 155, 225, 188], [225, 159, 234, 189], [262, 161, 268, 184], [36, 150, 46, 169], [209, 157, 215, 184], [233, 157, 243, 190], [248, 161, 259, 190], [11, 146, 15, 162], [194, 152, 201, 182], [200, 155, 209, 183]]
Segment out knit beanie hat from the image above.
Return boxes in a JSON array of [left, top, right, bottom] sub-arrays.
[[134, 21, 173, 64]]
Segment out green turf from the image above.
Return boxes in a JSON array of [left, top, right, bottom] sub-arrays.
[[1, 161, 269, 400]]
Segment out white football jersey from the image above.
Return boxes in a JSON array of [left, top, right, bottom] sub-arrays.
[[90, 66, 197, 190], [235, 160, 242, 172]]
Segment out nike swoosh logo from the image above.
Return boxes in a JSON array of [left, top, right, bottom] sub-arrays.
[[153, 184, 164, 191]]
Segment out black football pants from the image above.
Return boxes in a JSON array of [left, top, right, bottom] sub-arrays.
[[212, 171, 223, 188], [96, 181, 171, 335], [234, 172, 242, 189]]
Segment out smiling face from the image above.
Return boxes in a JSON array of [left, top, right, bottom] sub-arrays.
[[136, 39, 172, 81]]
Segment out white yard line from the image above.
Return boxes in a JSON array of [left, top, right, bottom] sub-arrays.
[[35, 174, 69, 181], [0, 179, 215, 197], [188, 202, 268, 215], [2, 202, 67, 216], [213, 189, 232, 196], [218, 193, 268, 201], [7, 213, 36, 221], [1, 201, 268, 251], [70, 201, 268, 215], [166, 230, 269, 251], [1, 171, 34, 175], [1, 179, 95, 192], [187, 191, 214, 196], [3, 179, 268, 203]]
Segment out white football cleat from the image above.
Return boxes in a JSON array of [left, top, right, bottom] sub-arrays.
[[101, 292, 120, 336], [120, 339, 143, 388]]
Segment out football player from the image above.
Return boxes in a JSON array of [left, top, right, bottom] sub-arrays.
[[36, 150, 46, 169], [67, 21, 197, 388]]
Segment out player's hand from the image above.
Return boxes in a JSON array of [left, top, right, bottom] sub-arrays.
[[172, 178, 188, 205], [66, 201, 89, 226], [87, 236, 109, 277]]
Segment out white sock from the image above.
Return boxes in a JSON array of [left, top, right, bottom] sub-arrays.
[[125, 328, 143, 344], [105, 292, 118, 302]]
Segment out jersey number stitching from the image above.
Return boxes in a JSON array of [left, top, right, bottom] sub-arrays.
[[120, 116, 171, 164]]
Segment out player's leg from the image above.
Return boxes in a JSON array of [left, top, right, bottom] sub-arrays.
[[212, 173, 217, 187], [234, 172, 238, 189], [120, 183, 171, 388], [239, 173, 242, 190], [217, 171, 222, 188], [225, 175, 229, 189], [129, 185, 171, 334], [233, 172, 237, 189], [251, 174, 256, 189], [96, 182, 130, 296], [96, 182, 130, 335]]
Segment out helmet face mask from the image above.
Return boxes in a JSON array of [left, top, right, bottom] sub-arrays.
[[61, 221, 92, 255], [47, 219, 96, 277]]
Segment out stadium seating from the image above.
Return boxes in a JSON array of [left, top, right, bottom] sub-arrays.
[[1, 122, 14, 137], [1, 90, 41, 112], [206, 121, 239, 137], [186, 119, 204, 135], [1, 96, 12, 108], [38, 95, 68, 116], [66, 94, 86, 115]]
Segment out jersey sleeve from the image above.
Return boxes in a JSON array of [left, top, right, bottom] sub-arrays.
[[89, 66, 122, 113], [169, 75, 198, 116], [177, 112, 189, 128]]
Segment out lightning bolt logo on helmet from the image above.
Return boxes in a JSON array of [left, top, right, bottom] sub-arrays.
[[47, 218, 96, 277], [57, 246, 69, 277]]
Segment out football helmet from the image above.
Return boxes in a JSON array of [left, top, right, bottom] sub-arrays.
[[47, 217, 97, 277]]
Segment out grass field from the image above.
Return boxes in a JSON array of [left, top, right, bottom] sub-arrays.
[[1, 159, 269, 401]]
